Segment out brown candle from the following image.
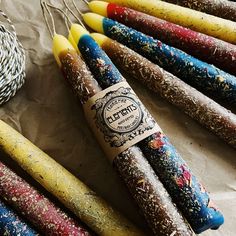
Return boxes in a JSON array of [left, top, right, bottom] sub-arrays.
[[57, 33, 194, 235], [97, 36, 236, 148], [89, 34, 225, 234], [165, 0, 236, 22]]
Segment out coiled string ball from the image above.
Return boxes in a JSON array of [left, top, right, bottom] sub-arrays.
[[0, 9, 25, 105]]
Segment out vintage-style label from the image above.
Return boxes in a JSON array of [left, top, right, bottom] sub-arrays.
[[83, 81, 162, 161]]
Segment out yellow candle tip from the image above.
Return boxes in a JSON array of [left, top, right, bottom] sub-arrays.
[[89, 1, 108, 17], [70, 24, 90, 45], [53, 34, 74, 67], [83, 13, 105, 34], [68, 32, 81, 54], [90, 33, 108, 46]]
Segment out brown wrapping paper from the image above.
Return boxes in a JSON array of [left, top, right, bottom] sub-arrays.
[[0, 1, 235, 235]]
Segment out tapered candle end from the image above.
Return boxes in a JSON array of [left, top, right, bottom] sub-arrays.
[[68, 31, 80, 54], [53, 34, 74, 67], [90, 33, 108, 46], [82, 13, 105, 34], [89, 1, 108, 17], [69, 24, 90, 46]]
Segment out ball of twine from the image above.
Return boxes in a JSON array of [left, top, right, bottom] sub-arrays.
[[0, 9, 25, 105]]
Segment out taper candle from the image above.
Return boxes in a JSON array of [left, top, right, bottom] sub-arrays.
[[83, 13, 236, 105], [91, 33, 236, 148], [0, 118, 143, 236], [69, 25, 193, 236], [165, 0, 236, 22], [89, 1, 236, 75], [78, 24, 223, 233], [0, 199, 38, 236], [101, 0, 236, 44], [0, 161, 90, 236], [70, 24, 223, 234]]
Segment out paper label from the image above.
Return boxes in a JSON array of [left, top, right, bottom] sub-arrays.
[[83, 81, 162, 161]]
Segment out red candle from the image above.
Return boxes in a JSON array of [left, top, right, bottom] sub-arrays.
[[0, 161, 90, 236], [96, 2, 236, 75]]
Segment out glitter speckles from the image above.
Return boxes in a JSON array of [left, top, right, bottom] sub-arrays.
[[0, 199, 38, 236], [148, 137, 165, 149], [59, 49, 101, 104], [175, 165, 192, 188], [114, 146, 193, 236], [0, 161, 90, 236], [106, 3, 236, 75], [99, 37, 226, 233], [78, 34, 124, 89], [166, 0, 236, 22], [102, 17, 236, 104]]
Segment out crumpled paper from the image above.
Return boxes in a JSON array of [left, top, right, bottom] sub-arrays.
[[0, 0, 235, 235]]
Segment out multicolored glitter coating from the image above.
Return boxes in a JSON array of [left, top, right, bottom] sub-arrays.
[[78, 34, 124, 87], [70, 28, 194, 236], [102, 0, 236, 44], [114, 146, 193, 236], [98, 37, 236, 148], [139, 133, 224, 234], [102, 2, 236, 75], [0, 120, 144, 236], [0, 161, 90, 236], [88, 33, 225, 233], [0, 199, 37, 236], [85, 14, 236, 105], [166, 0, 236, 22], [59, 49, 101, 104]]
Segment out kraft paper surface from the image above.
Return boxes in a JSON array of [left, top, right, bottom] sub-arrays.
[[0, 0, 235, 235]]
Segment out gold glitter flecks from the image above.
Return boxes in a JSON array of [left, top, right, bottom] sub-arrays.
[[216, 75, 225, 83]]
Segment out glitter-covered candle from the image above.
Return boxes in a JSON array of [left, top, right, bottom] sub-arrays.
[[0, 161, 90, 236], [78, 29, 225, 233], [91, 33, 236, 148], [83, 13, 236, 105], [101, 0, 236, 44], [0, 199, 38, 236], [69, 25, 194, 236], [165, 0, 236, 22], [0, 119, 142, 236], [88, 1, 236, 75]]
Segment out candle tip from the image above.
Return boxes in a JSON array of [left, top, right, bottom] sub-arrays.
[[89, 1, 108, 17], [52, 34, 74, 67], [91, 33, 108, 46], [83, 12, 105, 34]]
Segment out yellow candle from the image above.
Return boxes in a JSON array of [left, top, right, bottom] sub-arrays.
[[99, 0, 236, 43], [53, 34, 74, 67], [0, 120, 144, 236], [82, 13, 105, 34], [91, 33, 109, 46], [69, 24, 91, 46], [89, 1, 109, 17]]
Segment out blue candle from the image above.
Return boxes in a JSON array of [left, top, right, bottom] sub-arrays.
[[0, 199, 37, 235], [83, 13, 236, 105], [69, 24, 194, 236], [76, 14, 224, 234]]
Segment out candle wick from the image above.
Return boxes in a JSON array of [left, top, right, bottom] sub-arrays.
[[40, 0, 56, 38], [63, 0, 86, 29], [80, 0, 89, 5]]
